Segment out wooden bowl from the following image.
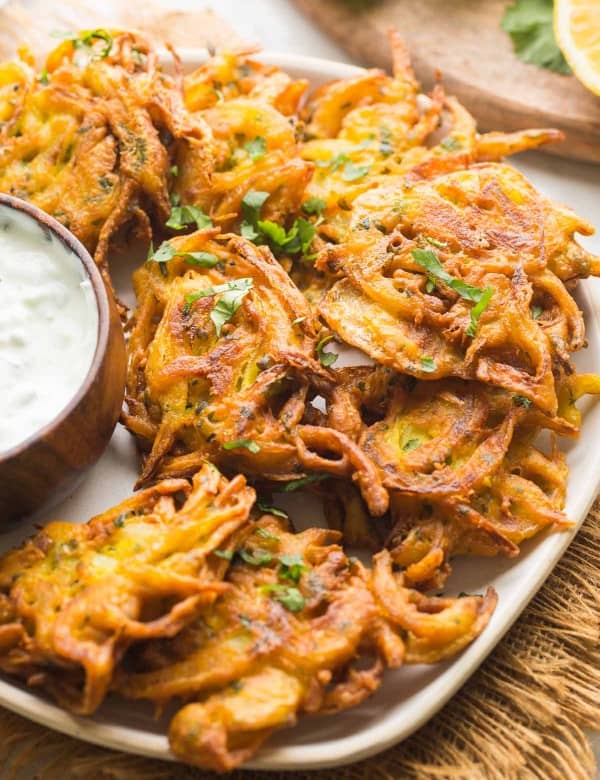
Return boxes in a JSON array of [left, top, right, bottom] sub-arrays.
[[0, 195, 126, 523]]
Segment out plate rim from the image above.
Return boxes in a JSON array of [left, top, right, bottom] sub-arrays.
[[0, 48, 598, 772]]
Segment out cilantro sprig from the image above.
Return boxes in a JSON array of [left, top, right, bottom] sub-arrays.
[[166, 203, 212, 231], [501, 0, 571, 74], [223, 438, 260, 454], [185, 278, 253, 336], [411, 249, 493, 337], [147, 241, 219, 269], [240, 190, 317, 258], [260, 584, 305, 612]]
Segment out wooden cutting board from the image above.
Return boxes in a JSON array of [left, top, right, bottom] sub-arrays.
[[293, 0, 600, 163]]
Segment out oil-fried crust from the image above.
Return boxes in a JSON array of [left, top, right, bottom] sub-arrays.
[[0, 465, 254, 714]]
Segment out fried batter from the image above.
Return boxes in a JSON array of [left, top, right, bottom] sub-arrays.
[[0, 465, 254, 714], [124, 230, 388, 514], [117, 513, 496, 771]]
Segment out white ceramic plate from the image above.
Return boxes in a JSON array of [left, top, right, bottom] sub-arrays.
[[1, 51, 599, 772]]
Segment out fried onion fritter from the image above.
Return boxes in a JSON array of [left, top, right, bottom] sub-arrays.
[[116, 513, 496, 772], [0, 30, 206, 296], [124, 230, 388, 515], [0, 465, 254, 714]]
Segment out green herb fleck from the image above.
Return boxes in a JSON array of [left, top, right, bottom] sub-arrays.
[[420, 356, 437, 373], [239, 548, 273, 566], [513, 395, 533, 408], [223, 438, 260, 454], [256, 505, 287, 521], [465, 286, 494, 337], [214, 549, 234, 560], [402, 438, 420, 452], [260, 584, 305, 612], [531, 305, 543, 320], [185, 278, 253, 336], [342, 161, 371, 181], [166, 204, 212, 231], [440, 136, 463, 152], [244, 136, 267, 160], [278, 553, 308, 584], [283, 473, 330, 492], [147, 241, 219, 269], [316, 335, 338, 367], [302, 197, 327, 216]]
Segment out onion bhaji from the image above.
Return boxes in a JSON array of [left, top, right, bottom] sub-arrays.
[[116, 512, 496, 771], [0, 465, 254, 714], [0, 26, 599, 773]]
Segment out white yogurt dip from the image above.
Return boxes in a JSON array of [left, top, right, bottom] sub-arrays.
[[0, 204, 98, 452]]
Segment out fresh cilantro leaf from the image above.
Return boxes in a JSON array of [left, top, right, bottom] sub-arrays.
[[501, 0, 571, 74], [244, 136, 266, 160], [214, 549, 234, 560], [242, 190, 270, 223], [302, 197, 327, 216], [316, 335, 338, 367], [425, 278, 436, 293], [223, 438, 260, 453], [513, 394, 533, 408], [283, 474, 330, 492], [239, 547, 273, 566], [256, 504, 287, 521], [531, 305, 543, 320], [185, 278, 253, 336], [420, 356, 437, 373], [147, 241, 219, 268], [256, 523, 283, 537], [166, 204, 212, 231], [278, 554, 308, 585], [465, 286, 494, 337], [257, 220, 288, 246], [183, 252, 220, 267], [342, 161, 371, 181], [260, 584, 305, 612], [170, 165, 179, 177], [412, 249, 494, 335]]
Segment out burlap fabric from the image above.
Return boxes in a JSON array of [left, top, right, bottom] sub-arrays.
[[0, 507, 598, 780]]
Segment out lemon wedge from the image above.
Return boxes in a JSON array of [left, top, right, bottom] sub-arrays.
[[555, 0, 600, 95]]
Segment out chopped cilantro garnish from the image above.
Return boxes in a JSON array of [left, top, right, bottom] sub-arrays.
[[214, 549, 234, 560], [185, 278, 254, 336], [223, 438, 260, 454], [278, 553, 308, 584], [244, 136, 266, 160], [411, 249, 493, 336], [239, 548, 273, 566], [256, 504, 287, 521], [170, 165, 179, 177], [283, 473, 330, 492], [302, 196, 327, 216], [147, 241, 219, 269], [531, 305, 543, 320], [465, 286, 494, 337], [513, 395, 533, 408], [402, 438, 420, 452], [166, 204, 212, 231], [420, 356, 437, 373], [260, 584, 305, 612], [316, 335, 338, 367]]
